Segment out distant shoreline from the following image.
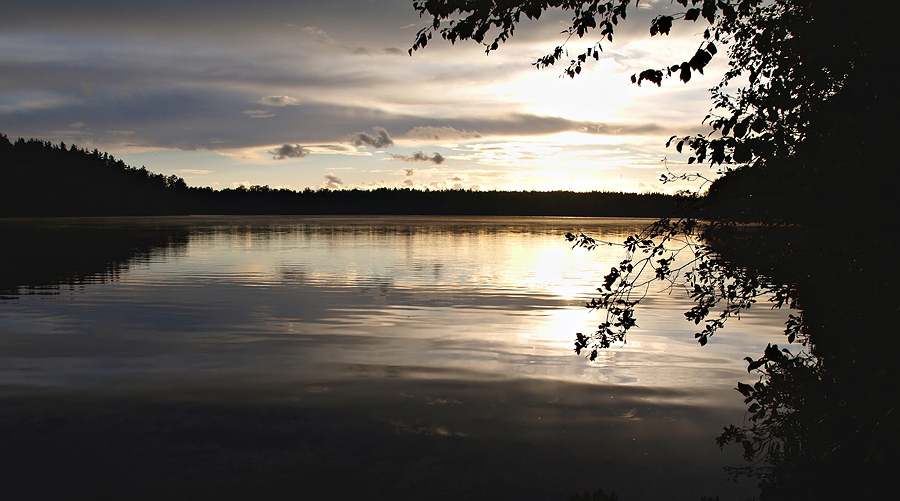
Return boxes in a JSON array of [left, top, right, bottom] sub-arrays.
[[2, 135, 693, 219]]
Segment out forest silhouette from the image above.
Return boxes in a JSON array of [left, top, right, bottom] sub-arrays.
[[0, 134, 684, 218]]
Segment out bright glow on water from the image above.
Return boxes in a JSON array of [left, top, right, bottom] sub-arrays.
[[0, 216, 791, 499]]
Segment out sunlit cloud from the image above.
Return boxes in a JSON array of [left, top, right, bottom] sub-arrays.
[[406, 126, 482, 141], [174, 169, 213, 174], [259, 95, 299, 106], [322, 173, 344, 189], [243, 110, 275, 118]]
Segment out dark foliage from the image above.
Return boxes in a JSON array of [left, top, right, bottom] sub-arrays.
[[0, 135, 193, 216], [0, 134, 685, 218], [411, 1, 900, 499]]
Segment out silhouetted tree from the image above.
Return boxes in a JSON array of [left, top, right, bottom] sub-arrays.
[[411, 1, 899, 498]]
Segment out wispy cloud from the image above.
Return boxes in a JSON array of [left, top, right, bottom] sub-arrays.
[[174, 169, 213, 174], [390, 151, 445, 164], [259, 96, 299, 106], [406, 126, 481, 141], [302, 26, 334, 45], [243, 110, 275, 118]]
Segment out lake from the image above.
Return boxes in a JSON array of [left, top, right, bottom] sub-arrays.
[[0, 216, 789, 500]]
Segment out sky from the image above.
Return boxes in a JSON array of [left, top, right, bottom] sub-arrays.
[[0, 0, 730, 193]]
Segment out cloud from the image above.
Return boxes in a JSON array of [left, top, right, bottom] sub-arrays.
[[259, 95, 299, 106], [311, 144, 353, 152], [407, 126, 482, 141], [390, 151, 445, 165], [302, 26, 333, 44], [243, 110, 275, 118], [269, 143, 311, 159], [323, 173, 344, 190], [174, 169, 213, 174], [404, 168, 415, 177], [350, 126, 393, 148]]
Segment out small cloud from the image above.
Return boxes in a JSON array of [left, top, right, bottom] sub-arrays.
[[350, 126, 393, 148], [383, 47, 405, 55], [269, 144, 311, 159], [259, 96, 299, 106], [407, 126, 482, 141], [303, 26, 333, 44], [243, 110, 275, 118], [313, 144, 353, 152], [107, 130, 134, 136], [403, 179, 414, 186], [323, 173, 344, 190], [404, 168, 415, 177], [69, 122, 86, 128], [50, 129, 91, 137], [390, 151, 445, 164], [174, 169, 213, 175]]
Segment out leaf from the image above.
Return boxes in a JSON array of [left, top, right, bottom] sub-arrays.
[[651, 15, 674, 36], [733, 118, 749, 138], [685, 8, 701, 22], [679, 62, 692, 83], [702, 0, 716, 24], [689, 49, 712, 71], [637, 69, 663, 86], [747, 359, 766, 372]]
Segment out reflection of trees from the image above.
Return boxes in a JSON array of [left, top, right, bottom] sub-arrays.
[[0, 220, 190, 297], [409, 1, 898, 497], [568, 219, 899, 499]]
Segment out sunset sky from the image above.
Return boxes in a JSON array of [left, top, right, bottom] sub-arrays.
[[0, 0, 729, 193]]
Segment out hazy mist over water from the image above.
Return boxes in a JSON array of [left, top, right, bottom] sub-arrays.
[[0, 216, 790, 499]]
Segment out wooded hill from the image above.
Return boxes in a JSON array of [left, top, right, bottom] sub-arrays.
[[0, 134, 688, 217]]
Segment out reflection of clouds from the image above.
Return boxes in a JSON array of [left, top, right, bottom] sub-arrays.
[[0, 216, 788, 395]]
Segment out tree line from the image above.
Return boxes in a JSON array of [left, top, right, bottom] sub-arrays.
[[0, 134, 686, 217]]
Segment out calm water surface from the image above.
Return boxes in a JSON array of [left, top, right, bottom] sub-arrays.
[[0, 216, 788, 499]]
